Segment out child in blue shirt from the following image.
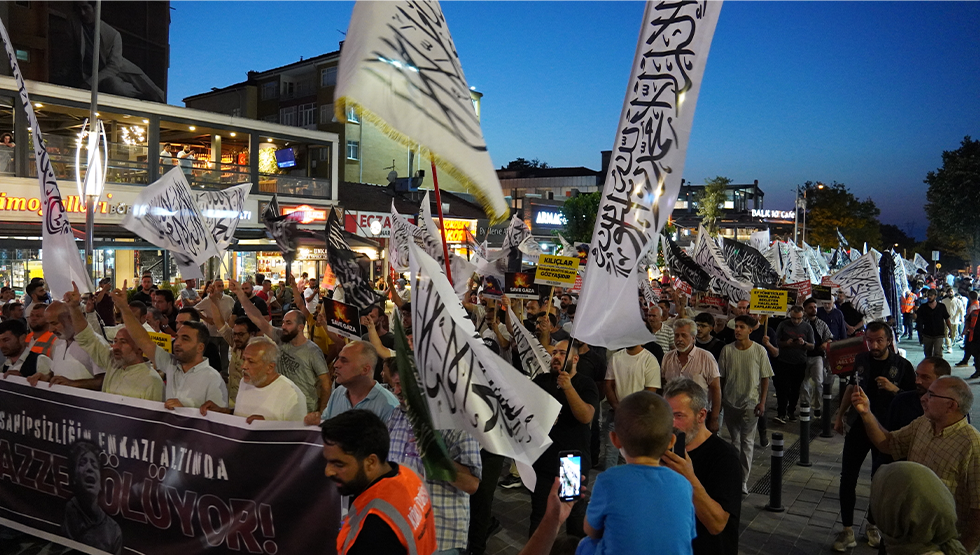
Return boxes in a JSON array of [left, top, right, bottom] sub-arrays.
[[578, 391, 697, 555]]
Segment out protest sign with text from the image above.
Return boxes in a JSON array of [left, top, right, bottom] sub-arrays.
[[505, 272, 539, 300], [750, 289, 789, 316], [534, 255, 578, 288], [322, 298, 362, 341]]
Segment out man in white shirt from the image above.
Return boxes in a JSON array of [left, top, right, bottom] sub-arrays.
[[111, 288, 226, 409], [304, 278, 320, 314], [197, 279, 236, 373], [661, 318, 722, 433], [200, 336, 307, 423], [602, 344, 661, 468], [64, 284, 164, 402], [29, 301, 105, 390]]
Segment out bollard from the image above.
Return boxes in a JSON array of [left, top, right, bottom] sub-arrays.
[[798, 404, 812, 467], [820, 382, 833, 438], [765, 432, 785, 512]]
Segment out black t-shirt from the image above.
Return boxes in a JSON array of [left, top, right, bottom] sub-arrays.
[[749, 326, 779, 362], [642, 341, 665, 364], [916, 302, 950, 336], [576, 347, 607, 384], [361, 331, 396, 349], [532, 371, 599, 473], [852, 351, 916, 424], [886, 390, 924, 433], [715, 326, 736, 345], [696, 337, 724, 361], [233, 295, 269, 318], [131, 289, 154, 305], [688, 434, 742, 555], [205, 342, 223, 374], [839, 302, 865, 328]]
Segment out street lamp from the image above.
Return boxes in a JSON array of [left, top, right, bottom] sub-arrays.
[[794, 183, 824, 245]]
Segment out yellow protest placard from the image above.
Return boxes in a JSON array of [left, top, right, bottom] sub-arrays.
[[148, 331, 172, 353], [534, 255, 579, 287], [750, 289, 789, 316]]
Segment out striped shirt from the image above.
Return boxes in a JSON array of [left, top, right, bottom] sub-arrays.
[[888, 416, 980, 531], [661, 346, 720, 392], [387, 408, 482, 551], [652, 324, 675, 353]]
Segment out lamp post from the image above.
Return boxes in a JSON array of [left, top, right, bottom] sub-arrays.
[[78, 0, 104, 281], [794, 183, 824, 245]]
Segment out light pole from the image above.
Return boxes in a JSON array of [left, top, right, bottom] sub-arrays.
[[794, 183, 824, 245], [79, 0, 104, 281]]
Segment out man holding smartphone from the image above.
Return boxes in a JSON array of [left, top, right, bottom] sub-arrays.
[[530, 340, 598, 538]]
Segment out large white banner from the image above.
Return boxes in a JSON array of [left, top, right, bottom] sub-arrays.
[[574, 0, 722, 349], [336, 0, 509, 222], [409, 243, 561, 467], [122, 167, 220, 280], [0, 19, 92, 297], [194, 182, 251, 254], [830, 252, 890, 320], [389, 202, 426, 272]]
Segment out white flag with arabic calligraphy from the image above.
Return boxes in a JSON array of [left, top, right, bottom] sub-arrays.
[[336, 0, 509, 222], [574, 1, 721, 349], [409, 242, 561, 467]]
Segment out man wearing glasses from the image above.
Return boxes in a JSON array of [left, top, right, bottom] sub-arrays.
[[852, 375, 980, 553]]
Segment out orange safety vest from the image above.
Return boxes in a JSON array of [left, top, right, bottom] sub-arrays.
[[26, 330, 56, 358], [337, 464, 436, 555], [900, 292, 917, 314]]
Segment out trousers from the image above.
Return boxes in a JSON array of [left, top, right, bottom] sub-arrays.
[[467, 450, 505, 555], [801, 356, 826, 411], [774, 360, 806, 418], [839, 422, 884, 527], [723, 404, 757, 491], [922, 335, 945, 358], [530, 459, 590, 538]]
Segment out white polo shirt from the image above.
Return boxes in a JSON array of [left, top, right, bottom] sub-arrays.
[[153, 346, 227, 408], [234, 375, 307, 422]]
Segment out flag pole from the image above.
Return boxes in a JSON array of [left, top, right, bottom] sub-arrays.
[[430, 159, 454, 285]]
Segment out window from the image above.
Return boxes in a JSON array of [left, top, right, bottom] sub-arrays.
[[346, 140, 360, 161], [281, 81, 295, 98], [320, 67, 337, 87], [346, 106, 360, 124], [231, 107, 242, 117], [262, 114, 278, 123], [298, 103, 316, 127], [319, 103, 334, 124], [313, 146, 331, 161], [15, 49, 29, 62], [279, 106, 297, 127], [261, 81, 277, 100]]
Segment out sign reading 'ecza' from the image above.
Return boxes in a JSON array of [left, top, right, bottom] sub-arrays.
[[750, 289, 789, 316], [534, 255, 579, 287]]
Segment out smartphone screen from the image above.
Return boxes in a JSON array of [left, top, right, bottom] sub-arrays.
[[673, 432, 687, 457], [558, 451, 582, 501]]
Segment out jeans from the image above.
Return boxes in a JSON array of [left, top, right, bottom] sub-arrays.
[[601, 400, 621, 469], [723, 403, 757, 491], [840, 422, 884, 527], [801, 356, 825, 411], [590, 396, 602, 467], [468, 450, 505, 555], [922, 335, 945, 358], [901, 313, 914, 337], [774, 360, 806, 418]]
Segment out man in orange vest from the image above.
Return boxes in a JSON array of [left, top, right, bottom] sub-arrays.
[[25, 302, 56, 357], [322, 409, 436, 555], [899, 289, 917, 340]]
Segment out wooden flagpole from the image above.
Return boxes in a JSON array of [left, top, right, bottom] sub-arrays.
[[430, 159, 454, 285]]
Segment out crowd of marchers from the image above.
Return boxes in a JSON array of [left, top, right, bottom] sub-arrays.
[[1, 267, 978, 555]]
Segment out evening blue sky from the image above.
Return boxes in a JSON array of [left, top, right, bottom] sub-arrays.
[[169, 2, 980, 238]]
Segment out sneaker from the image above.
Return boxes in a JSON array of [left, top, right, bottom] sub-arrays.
[[487, 516, 502, 537], [813, 409, 822, 419], [866, 524, 881, 548], [788, 414, 799, 423], [956, 361, 969, 367], [759, 435, 771, 448], [832, 528, 857, 552], [499, 475, 523, 489], [773, 415, 787, 425], [969, 371, 980, 381]]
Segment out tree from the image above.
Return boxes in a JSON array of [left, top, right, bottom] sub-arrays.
[[559, 191, 601, 243], [925, 136, 980, 266], [501, 157, 550, 171], [697, 176, 730, 237], [802, 181, 881, 248], [879, 223, 916, 255]]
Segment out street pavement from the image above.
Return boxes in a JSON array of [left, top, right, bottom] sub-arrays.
[[485, 337, 980, 555]]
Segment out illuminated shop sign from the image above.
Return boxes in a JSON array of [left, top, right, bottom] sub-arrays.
[[751, 209, 796, 220], [282, 205, 328, 224]]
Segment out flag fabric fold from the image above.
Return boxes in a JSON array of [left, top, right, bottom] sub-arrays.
[[335, 0, 509, 222], [505, 308, 552, 379], [749, 229, 771, 253], [721, 238, 780, 288], [419, 194, 477, 297], [121, 167, 220, 280], [913, 253, 929, 272], [663, 234, 712, 292], [263, 194, 300, 256], [830, 252, 890, 320], [573, 0, 722, 348], [409, 242, 561, 466], [0, 20, 92, 297], [194, 182, 251, 255], [389, 202, 426, 272], [326, 210, 384, 311]]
